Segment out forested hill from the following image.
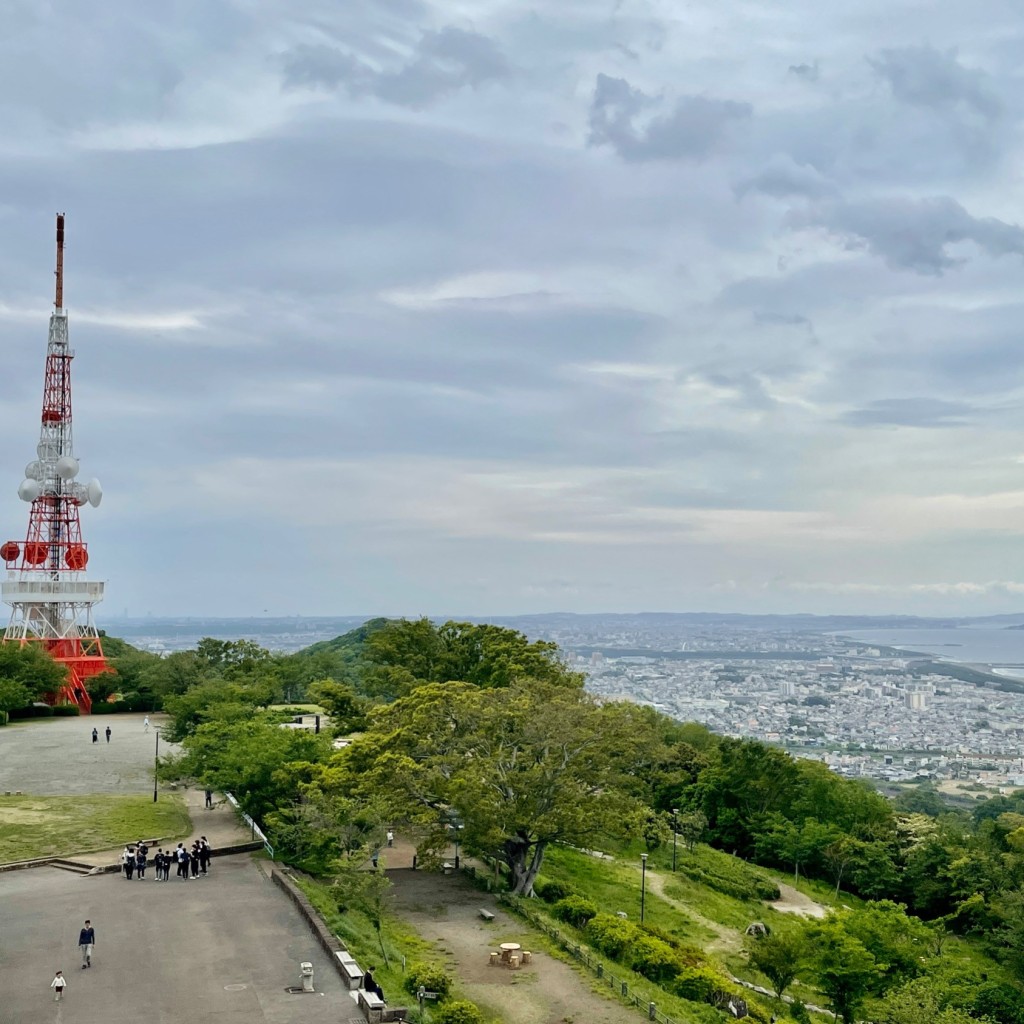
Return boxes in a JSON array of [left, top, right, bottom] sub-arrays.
[[31, 616, 1024, 1024]]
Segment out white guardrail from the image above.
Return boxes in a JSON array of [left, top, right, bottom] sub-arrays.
[[224, 792, 274, 859]]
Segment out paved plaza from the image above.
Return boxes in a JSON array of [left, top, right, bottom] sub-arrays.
[[0, 713, 170, 797], [0, 857, 355, 1024]]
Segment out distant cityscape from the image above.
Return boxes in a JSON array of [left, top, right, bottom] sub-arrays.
[[109, 612, 1024, 796]]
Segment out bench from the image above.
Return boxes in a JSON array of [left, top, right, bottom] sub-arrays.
[[478, 908, 495, 922], [352, 988, 386, 1023], [442, 862, 455, 875], [336, 954, 364, 989]]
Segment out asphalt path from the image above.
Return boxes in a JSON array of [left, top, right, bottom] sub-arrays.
[[0, 713, 170, 796], [0, 857, 357, 1024]]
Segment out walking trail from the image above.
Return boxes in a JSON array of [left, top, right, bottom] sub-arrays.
[[390, 868, 641, 1024]]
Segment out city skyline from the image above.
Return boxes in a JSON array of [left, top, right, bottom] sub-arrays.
[[1, 3, 1023, 617]]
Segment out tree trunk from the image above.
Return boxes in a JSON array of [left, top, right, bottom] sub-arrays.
[[505, 837, 547, 896]]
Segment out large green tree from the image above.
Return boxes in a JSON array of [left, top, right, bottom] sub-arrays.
[[336, 682, 642, 894], [0, 644, 69, 718], [745, 929, 807, 1000], [360, 619, 582, 700], [806, 918, 881, 1024]]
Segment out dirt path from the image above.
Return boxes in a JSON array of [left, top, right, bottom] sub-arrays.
[[766, 882, 828, 919], [645, 870, 743, 953], [389, 869, 640, 1024]]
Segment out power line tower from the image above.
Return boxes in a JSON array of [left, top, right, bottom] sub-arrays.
[[1, 214, 107, 711]]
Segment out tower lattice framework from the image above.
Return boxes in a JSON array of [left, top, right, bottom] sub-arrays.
[[1, 214, 107, 712]]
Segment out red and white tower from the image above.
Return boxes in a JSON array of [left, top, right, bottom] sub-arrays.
[[0, 215, 107, 712]]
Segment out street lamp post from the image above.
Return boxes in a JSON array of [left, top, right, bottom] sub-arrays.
[[672, 808, 678, 873], [640, 853, 648, 923], [152, 726, 162, 803]]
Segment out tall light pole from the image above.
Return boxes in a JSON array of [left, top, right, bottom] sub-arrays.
[[640, 853, 648, 924], [152, 726, 161, 803], [672, 808, 678, 873]]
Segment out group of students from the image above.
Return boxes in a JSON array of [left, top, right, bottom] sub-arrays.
[[121, 837, 213, 880]]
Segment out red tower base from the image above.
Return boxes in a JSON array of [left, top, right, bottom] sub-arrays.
[[9, 637, 105, 714]]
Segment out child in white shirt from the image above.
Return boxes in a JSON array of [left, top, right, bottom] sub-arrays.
[[51, 971, 66, 1001]]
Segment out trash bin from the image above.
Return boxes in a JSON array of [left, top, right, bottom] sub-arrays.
[[300, 962, 314, 993]]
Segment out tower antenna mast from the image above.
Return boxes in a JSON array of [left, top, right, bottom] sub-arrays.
[[55, 213, 64, 309]]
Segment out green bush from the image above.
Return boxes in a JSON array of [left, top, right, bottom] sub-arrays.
[[973, 983, 1024, 1024], [52, 705, 80, 717], [534, 878, 576, 903], [403, 962, 453, 1000], [8, 704, 54, 720], [678, 861, 779, 901], [789, 1001, 811, 1024], [586, 913, 639, 960], [670, 965, 719, 1003], [434, 1001, 484, 1024], [91, 701, 130, 715], [553, 894, 599, 929], [630, 933, 680, 984]]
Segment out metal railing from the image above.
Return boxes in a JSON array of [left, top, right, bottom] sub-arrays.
[[224, 792, 274, 859]]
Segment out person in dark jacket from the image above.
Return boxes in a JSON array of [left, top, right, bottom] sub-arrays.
[[78, 920, 95, 968], [135, 846, 146, 879]]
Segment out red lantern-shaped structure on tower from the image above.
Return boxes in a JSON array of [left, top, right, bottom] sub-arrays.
[[1, 215, 107, 711]]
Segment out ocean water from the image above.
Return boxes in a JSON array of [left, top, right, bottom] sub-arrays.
[[841, 628, 1024, 667]]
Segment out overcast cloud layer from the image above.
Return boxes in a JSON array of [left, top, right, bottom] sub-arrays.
[[1, 1, 1023, 618]]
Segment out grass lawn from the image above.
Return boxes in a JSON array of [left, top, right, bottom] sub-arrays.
[[0, 793, 190, 862]]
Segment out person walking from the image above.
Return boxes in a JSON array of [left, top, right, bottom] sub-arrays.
[[91, 727, 98, 744], [204, 789, 213, 809], [387, 829, 394, 848], [78, 920, 95, 969], [143, 715, 150, 732], [51, 971, 67, 1002], [105, 726, 111, 743]]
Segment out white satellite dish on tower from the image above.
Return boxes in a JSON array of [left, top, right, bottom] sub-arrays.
[[24, 461, 44, 481], [18, 479, 41, 502], [56, 456, 79, 480], [87, 478, 103, 508]]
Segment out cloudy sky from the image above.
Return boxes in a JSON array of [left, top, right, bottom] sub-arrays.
[[1, 1, 1023, 618]]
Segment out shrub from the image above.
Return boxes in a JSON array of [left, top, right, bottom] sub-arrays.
[[52, 705, 80, 717], [534, 878, 576, 903], [586, 913, 639, 960], [553, 895, 599, 929], [630, 934, 680, 984], [91, 701, 130, 714], [789, 1001, 811, 1024], [973, 983, 1024, 1024], [8, 704, 55, 720], [670, 965, 732, 1004], [403, 962, 453, 1000], [678, 862, 779, 902], [434, 1001, 484, 1024]]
